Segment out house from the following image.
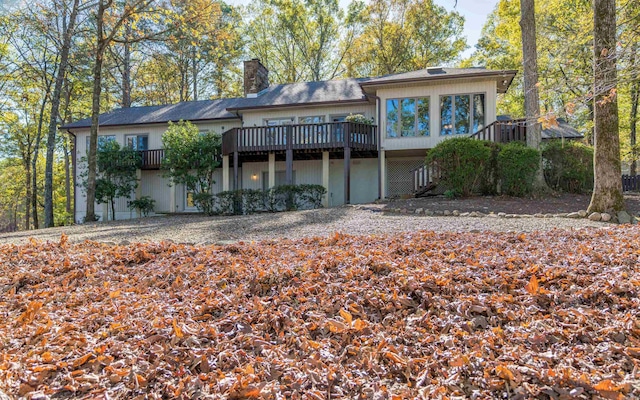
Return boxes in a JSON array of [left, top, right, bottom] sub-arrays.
[[63, 59, 517, 222]]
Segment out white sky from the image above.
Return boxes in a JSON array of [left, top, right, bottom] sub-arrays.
[[226, 0, 499, 60]]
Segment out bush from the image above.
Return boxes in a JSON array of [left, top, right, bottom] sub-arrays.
[[542, 140, 594, 193], [128, 196, 156, 217], [272, 185, 301, 211], [345, 114, 373, 125], [426, 138, 491, 197], [215, 191, 240, 215], [298, 184, 327, 208], [497, 142, 541, 197], [242, 189, 264, 214]]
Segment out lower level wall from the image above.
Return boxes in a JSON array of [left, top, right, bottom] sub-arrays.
[[74, 157, 380, 222]]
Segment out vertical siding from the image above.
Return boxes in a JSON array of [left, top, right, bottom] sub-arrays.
[[241, 104, 376, 127]]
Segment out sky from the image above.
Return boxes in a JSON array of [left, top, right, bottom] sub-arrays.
[[225, 0, 499, 60]]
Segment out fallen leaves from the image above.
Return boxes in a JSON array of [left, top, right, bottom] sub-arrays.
[[1, 227, 640, 398]]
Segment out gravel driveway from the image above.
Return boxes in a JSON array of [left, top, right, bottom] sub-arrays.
[[0, 205, 610, 245]]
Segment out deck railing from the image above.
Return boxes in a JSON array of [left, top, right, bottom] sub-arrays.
[[470, 119, 527, 143], [140, 149, 164, 170], [411, 162, 441, 195], [222, 122, 377, 155]]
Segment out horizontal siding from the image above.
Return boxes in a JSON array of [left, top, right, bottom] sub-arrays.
[[378, 79, 497, 151], [241, 104, 376, 127]]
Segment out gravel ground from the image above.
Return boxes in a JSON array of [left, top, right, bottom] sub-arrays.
[[0, 206, 612, 245]]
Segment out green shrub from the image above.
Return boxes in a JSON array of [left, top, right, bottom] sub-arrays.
[[497, 142, 540, 197], [242, 189, 264, 214], [542, 140, 594, 193], [426, 137, 491, 197], [298, 184, 327, 208], [128, 196, 156, 217], [215, 191, 241, 215], [272, 185, 301, 211], [479, 142, 501, 195], [345, 114, 373, 125]]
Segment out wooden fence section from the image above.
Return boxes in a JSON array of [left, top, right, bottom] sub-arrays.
[[622, 175, 640, 192], [221, 122, 377, 155], [470, 119, 527, 143]]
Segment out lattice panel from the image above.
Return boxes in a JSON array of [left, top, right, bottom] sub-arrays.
[[387, 158, 425, 197]]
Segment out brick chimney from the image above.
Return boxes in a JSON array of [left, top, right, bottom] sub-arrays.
[[244, 59, 269, 98]]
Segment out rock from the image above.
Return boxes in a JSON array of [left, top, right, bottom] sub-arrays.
[[617, 210, 632, 224], [566, 212, 581, 219], [578, 210, 587, 217], [434, 210, 444, 216], [544, 214, 554, 218], [443, 210, 452, 216], [119, 240, 131, 245], [460, 212, 470, 217], [601, 212, 612, 222], [452, 210, 460, 216], [425, 210, 435, 216], [103, 241, 117, 246], [415, 208, 423, 214], [497, 212, 506, 218], [505, 214, 516, 219], [487, 213, 498, 218], [470, 229, 481, 233], [473, 315, 488, 329], [400, 208, 408, 214], [469, 211, 479, 217], [554, 213, 568, 218], [216, 240, 238, 246], [588, 212, 601, 221], [534, 213, 544, 218]]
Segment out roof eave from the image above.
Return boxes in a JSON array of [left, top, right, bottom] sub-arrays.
[[360, 70, 519, 92], [226, 98, 372, 112], [61, 116, 242, 131]]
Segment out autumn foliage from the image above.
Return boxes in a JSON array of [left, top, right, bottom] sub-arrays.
[[1, 228, 640, 398]]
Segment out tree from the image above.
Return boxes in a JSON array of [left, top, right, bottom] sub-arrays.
[[85, 140, 141, 221], [519, 0, 547, 190], [587, 0, 624, 213], [344, 0, 466, 77], [44, 0, 80, 228], [161, 120, 221, 214]]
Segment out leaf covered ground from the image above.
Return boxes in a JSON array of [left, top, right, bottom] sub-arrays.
[[1, 228, 640, 399]]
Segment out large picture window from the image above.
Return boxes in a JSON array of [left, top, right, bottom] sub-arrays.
[[125, 134, 148, 151], [386, 97, 430, 138], [440, 93, 485, 135], [86, 135, 115, 152]]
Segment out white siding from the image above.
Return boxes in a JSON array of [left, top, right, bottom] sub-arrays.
[[241, 104, 375, 127], [378, 78, 498, 151]]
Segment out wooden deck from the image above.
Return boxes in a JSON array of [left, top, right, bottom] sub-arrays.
[[470, 119, 527, 143], [222, 122, 377, 155], [140, 149, 164, 170]]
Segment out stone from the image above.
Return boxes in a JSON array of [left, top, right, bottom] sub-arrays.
[[566, 212, 581, 219], [578, 210, 587, 218], [588, 212, 601, 221], [460, 212, 470, 217], [554, 213, 568, 218], [617, 210, 632, 224], [544, 214, 554, 218], [601, 212, 612, 222], [119, 240, 131, 245], [103, 241, 117, 246], [534, 213, 544, 218], [443, 210, 452, 216], [400, 208, 408, 214], [487, 213, 498, 218], [425, 210, 435, 216], [505, 214, 517, 219], [469, 211, 479, 217], [497, 212, 506, 218], [434, 210, 444, 216], [473, 315, 489, 329], [452, 210, 460, 216], [415, 208, 424, 214]]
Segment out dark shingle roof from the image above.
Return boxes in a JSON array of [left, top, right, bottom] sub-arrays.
[[62, 97, 254, 129], [541, 119, 584, 140], [226, 78, 369, 111], [361, 67, 518, 93]]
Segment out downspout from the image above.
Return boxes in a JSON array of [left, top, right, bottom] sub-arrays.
[[369, 94, 383, 200], [67, 129, 77, 224]]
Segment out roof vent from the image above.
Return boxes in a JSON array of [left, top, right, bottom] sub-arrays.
[[426, 66, 444, 73]]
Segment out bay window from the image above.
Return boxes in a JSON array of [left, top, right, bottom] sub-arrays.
[[386, 97, 430, 138], [440, 93, 485, 135]]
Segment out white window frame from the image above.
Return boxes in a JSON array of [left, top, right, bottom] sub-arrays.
[[385, 97, 431, 138], [439, 92, 486, 136]]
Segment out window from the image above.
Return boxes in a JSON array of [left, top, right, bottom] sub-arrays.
[[386, 97, 430, 138], [264, 118, 294, 126], [440, 93, 485, 135], [86, 135, 115, 152], [125, 135, 148, 151], [299, 116, 325, 124]]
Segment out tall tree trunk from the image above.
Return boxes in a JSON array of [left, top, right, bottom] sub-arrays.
[[588, 0, 624, 213], [24, 158, 31, 230], [630, 45, 639, 176], [44, 0, 80, 228], [519, 0, 547, 190], [32, 97, 49, 230], [192, 46, 198, 101], [122, 21, 132, 107], [86, 0, 107, 222]]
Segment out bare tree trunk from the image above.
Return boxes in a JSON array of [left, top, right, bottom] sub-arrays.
[[86, 1, 108, 222], [192, 46, 198, 101], [519, 0, 547, 191], [24, 158, 31, 230], [31, 97, 48, 230], [122, 22, 132, 107], [44, 0, 80, 228], [588, 0, 624, 213], [630, 45, 639, 176]]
